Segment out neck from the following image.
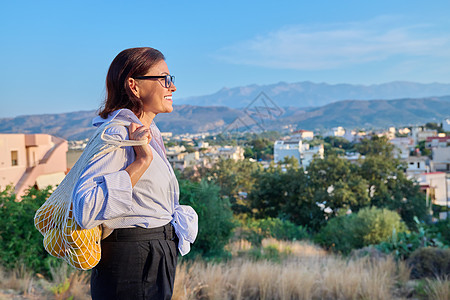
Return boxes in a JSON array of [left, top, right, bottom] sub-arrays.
[[139, 111, 156, 128]]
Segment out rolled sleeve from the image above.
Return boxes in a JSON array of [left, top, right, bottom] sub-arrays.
[[102, 170, 133, 219], [72, 125, 135, 229]]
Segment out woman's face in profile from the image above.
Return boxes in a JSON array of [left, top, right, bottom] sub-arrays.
[[135, 60, 177, 117]]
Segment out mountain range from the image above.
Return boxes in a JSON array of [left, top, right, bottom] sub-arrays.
[[0, 81, 449, 139], [177, 81, 450, 108]]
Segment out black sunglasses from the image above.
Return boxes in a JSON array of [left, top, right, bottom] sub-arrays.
[[133, 75, 175, 88]]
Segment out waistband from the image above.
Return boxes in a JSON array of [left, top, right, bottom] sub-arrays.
[[102, 223, 176, 242]]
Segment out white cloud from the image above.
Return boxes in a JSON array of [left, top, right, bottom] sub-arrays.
[[215, 17, 450, 70]]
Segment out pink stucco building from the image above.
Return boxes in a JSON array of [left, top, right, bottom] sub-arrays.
[[0, 133, 68, 198]]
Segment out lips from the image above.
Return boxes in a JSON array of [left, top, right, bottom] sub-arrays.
[[164, 96, 172, 101]]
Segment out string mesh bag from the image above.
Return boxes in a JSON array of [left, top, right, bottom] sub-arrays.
[[34, 120, 147, 270]]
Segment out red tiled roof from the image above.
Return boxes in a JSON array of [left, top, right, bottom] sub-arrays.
[[426, 136, 449, 142]]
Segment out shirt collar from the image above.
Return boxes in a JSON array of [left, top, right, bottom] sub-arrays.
[[92, 109, 142, 127]]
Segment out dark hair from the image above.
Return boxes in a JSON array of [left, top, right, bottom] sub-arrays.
[[99, 47, 165, 119]]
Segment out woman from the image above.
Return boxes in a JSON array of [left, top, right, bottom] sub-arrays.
[[72, 47, 197, 300]]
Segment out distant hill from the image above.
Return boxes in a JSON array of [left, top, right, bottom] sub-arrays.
[[278, 96, 450, 131], [177, 81, 450, 108], [0, 107, 244, 140], [0, 96, 448, 140]]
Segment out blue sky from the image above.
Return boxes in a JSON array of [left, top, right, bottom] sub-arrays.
[[1, 0, 450, 118]]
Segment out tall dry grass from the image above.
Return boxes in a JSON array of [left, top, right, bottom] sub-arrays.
[[424, 276, 450, 300], [0, 263, 90, 300], [174, 239, 411, 300]]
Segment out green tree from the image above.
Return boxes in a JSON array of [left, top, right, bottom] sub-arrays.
[[358, 155, 427, 228], [248, 158, 325, 231], [307, 155, 370, 215], [179, 179, 235, 257], [0, 186, 58, 274], [356, 135, 395, 157], [203, 158, 262, 214]]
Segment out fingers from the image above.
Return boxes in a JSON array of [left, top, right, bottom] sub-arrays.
[[128, 123, 152, 142]]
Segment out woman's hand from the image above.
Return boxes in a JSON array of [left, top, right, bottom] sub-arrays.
[[128, 122, 153, 163], [125, 123, 153, 187]]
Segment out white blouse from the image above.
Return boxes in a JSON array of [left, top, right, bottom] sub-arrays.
[[72, 109, 197, 256]]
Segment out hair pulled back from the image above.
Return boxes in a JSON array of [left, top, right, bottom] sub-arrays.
[[99, 47, 165, 119]]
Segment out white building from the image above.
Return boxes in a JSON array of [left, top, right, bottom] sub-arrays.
[[167, 151, 200, 170], [274, 140, 324, 167], [414, 172, 449, 208], [432, 147, 450, 172], [443, 119, 450, 132], [291, 129, 314, 140], [390, 137, 415, 159], [325, 127, 346, 137], [217, 146, 244, 161], [405, 156, 434, 176]]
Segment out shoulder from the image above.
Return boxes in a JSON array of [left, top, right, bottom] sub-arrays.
[[103, 123, 130, 141]]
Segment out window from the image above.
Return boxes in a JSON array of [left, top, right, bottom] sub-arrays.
[[11, 151, 18, 166]]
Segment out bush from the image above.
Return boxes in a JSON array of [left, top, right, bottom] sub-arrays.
[[314, 214, 358, 254], [429, 218, 450, 246], [376, 217, 447, 260], [407, 247, 450, 279], [314, 207, 407, 255], [179, 179, 235, 258], [237, 217, 309, 246], [0, 186, 58, 275], [354, 207, 408, 246]]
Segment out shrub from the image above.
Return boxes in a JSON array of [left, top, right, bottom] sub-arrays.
[[0, 186, 58, 275], [314, 207, 407, 255], [179, 179, 235, 258], [237, 217, 309, 246], [376, 217, 447, 260], [407, 247, 450, 279], [429, 218, 450, 246], [354, 206, 408, 246]]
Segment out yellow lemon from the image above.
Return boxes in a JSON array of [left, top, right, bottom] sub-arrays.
[[69, 245, 101, 270], [64, 219, 101, 248], [35, 204, 56, 234], [43, 228, 66, 258]]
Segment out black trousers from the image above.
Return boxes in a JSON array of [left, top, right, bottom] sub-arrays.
[[91, 223, 178, 300]]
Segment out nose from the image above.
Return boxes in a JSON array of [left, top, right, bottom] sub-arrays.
[[169, 83, 176, 92]]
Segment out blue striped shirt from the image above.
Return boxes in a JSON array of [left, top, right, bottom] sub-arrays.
[[72, 109, 197, 255]]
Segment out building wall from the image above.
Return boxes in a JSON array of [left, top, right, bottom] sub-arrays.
[[433, 147, 450, 171], [0, 134, 27, 187], [418, 172, 448, 207], [0, 133, 67, 197]]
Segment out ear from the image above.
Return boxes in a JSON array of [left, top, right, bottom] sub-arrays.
[[128, 78, 140, 98]]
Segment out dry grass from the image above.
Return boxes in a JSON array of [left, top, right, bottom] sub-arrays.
[[0, 266, 34, 296], [174, 254, 405, 299], [0, 263, 90, 300], [1, 239, 447, 299], [424, 276, 450, 300]]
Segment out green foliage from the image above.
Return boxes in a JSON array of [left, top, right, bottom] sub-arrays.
[[202, 158, 262, 214], [429, 218, 450, 245], [407, 247, 450, 279], [179, 179, 235, 258], [0, 186, 58, 274], [314, 214, 358, 254], [375, 217, 448, 260], [356, 135, 395, 157], [323, 136, 354, 155], [245, 138, 275, 161], [354, 207, 408, 246], [237, 217, 309, 246], [307, 155, 370, 214], [314, 207, 407, 255], [358, 151, 427, 228], [248, 161, 325, 231]]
